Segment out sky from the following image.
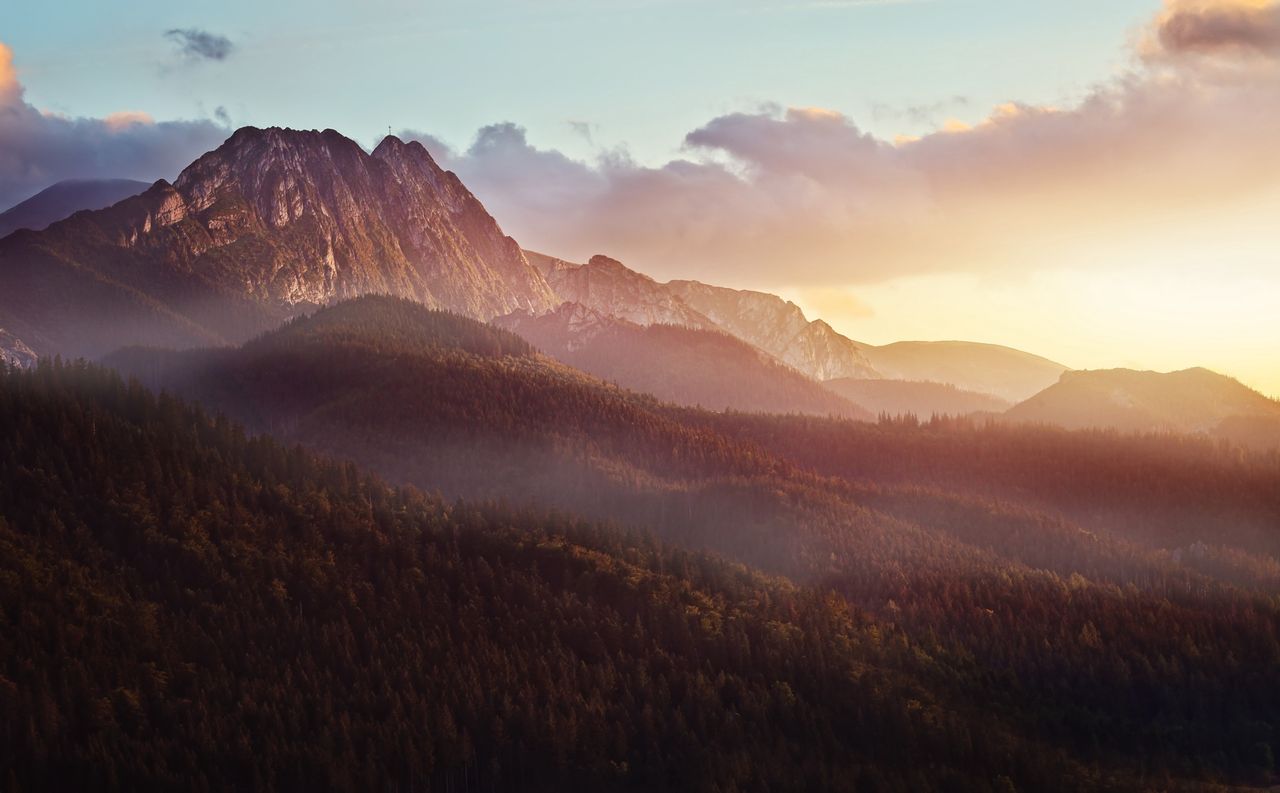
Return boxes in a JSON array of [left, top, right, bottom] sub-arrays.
[[3, 0, 1279, 395]]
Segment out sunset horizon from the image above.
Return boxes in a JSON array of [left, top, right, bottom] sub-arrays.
[[5, 0, 1280, 394]]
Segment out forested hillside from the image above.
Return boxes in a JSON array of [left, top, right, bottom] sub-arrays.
[[688, 410, 1280, 562], [0, 360, 1143, 793], [98, 296, 1280, 790]]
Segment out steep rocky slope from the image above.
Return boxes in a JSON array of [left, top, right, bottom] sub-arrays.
[[666, 279, 881, 381], [526, 251, 880, 381], [527, 251, 719, 329], [0, 127, 556, 358]]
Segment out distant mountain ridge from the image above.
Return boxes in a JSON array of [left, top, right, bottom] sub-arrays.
[[0, 125, 1069, 411], [858, 340, 1068, 403], [497, 301, 871, 418], [666, 279, 883, 382], [0, 127, 556, 359], [1006, 367, 1280, 447], [527, 250, 881, 380], [526, 249, 1068, 401], [527, 251, 720, 330], [0, 178, 148, 238]]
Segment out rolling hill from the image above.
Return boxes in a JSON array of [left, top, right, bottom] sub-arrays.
[[857, 340, 1068, 403], [1007, 367, 1280, 430], [1006, 367, 1280, 449]]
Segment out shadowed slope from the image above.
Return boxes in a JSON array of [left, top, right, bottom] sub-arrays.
[[0, 178, 148, 238]]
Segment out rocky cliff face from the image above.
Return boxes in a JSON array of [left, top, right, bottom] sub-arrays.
[[526, 251, 879, 382], [666, 280, 880, 381], [0, 127, 557, 358], [162, 127, 556, 314], [527, 252, 718, 330], [496, 301, 871, 419], [499, 301, 621, 353]]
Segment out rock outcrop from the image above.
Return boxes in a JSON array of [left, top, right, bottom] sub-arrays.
[[665, 280, 882, 382], [0, 329, 37, 369]]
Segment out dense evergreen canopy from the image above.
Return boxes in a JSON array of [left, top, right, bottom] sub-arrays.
[[7, 297, 1279, 791]]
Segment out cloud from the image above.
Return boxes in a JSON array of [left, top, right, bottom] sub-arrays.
[[0, 43, 230, 209], [164, 28, 236, 62], [405, 1, 1280, 287], [872, 95, 970, 126], [567, 120, 595, 146], [1149, 0, 1280, 59]]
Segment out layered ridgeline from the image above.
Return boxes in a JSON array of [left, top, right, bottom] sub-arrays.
[[525, 251, 1068, 403], [105, 297, 1280, 790], [528, 251, 882, 382], [0, 127, 556, 359], [496, 302, 870, 418], [523, 248, 1275, 434], [0, 124, 1064, 416]]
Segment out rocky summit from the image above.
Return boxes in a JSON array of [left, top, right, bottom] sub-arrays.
[[0, 127, 557, 358]]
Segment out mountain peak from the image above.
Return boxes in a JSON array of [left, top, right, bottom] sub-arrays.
[[586, 254, 633, 272], [0, 126, 559, 358], [371, 134, 446, 177], [372, 133, 408, 152]]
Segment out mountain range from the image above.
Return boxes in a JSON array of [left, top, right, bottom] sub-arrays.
[[0, 139, 1068, 413], [525, 249, 1067, 403], [1, 125, 1270, 439]]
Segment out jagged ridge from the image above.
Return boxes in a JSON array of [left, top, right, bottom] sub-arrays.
[[0, 127, 557, 359]]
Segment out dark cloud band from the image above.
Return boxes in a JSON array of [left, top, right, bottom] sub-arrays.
[[165, 28, 235, 62]]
